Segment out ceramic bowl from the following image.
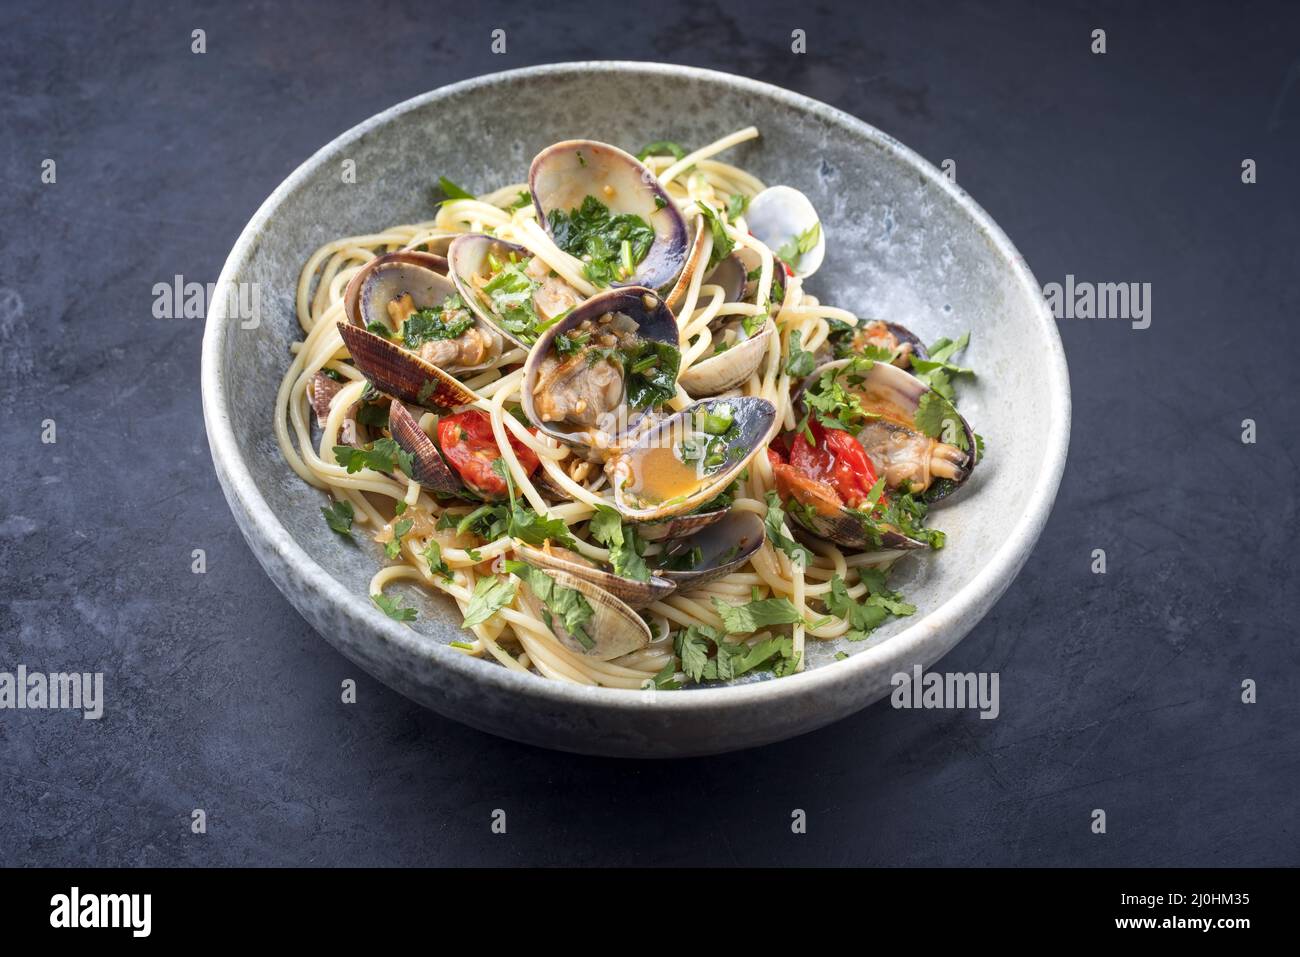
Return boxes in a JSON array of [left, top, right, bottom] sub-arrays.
[[201, 62, 1069, 757]]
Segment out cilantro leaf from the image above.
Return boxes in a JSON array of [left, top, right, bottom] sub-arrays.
[[321, 500, 354, 536], [461, 576, 518, 628]]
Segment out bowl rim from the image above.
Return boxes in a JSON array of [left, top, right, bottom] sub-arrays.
[[201, 60, 1070, 715]]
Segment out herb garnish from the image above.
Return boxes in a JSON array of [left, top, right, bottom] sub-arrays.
[[462, 576, 517, 628], [321, 500, 354, 536], [763, 491, 812, 565], [548, 196, 655, 286], [372, 592, 417, 621], [776, 222, 821, 271], [333, 438, 414, 477], [504, 560, 596, 650], [588, 505, 651, 582]]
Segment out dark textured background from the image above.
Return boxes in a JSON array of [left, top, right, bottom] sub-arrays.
[[1, 0, 1297, 866]]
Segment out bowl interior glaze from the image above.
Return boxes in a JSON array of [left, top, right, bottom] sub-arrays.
[[202, 62, 1069, 757]]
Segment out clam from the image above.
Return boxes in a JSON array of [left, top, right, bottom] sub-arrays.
[[307, 371, 360, 447], [656, 510, 765, 592], [521, 286, 681, 456], [530, 139, 689, 290], [515, 542, 675, 610], [824, 319, 927, 370], [446, 234, 583, 348], [775, 356, 976, 549], [336, 254, 483, 411], [386, 400, 463, 496], [801, 358, 976, 503], [512, 562, 651, 661], [745, 185, 826, 278], [609, 396, 777, 522], [679, 316, 775, 397], [703, 254, 748, 304]]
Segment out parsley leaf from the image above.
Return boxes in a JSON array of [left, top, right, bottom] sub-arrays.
[[726, 192, 749, 220], [712, 595, 806, 634], [763, 491, 812, 565], [636, 140, 688, 162], [784, 328, 817, 378], [776, 222, 821, 271], [492, 458, 575, 548], [914, 391, 969, 451], [548, 195, 655, 286], [673, 623, 800, 683], [372, 592, 417, 621], [333, 438, 414, 477], [695, 201, 734, 268], [436, 176, 475, 202], [622, 340, 680, 411], [401, 299, 474, 349], [824, 571, 916, 641], [588, 505, 651, 582], [385, 517, 413, 559], [422, 539, 453, 581], [461, 576, 518, 628], [321, 500, 354, 536]]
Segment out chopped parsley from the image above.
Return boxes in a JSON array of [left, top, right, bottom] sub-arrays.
[[711, 595, 807, 634], [784, 328, 817, 378], [482, 258, 546, 343], [402, 297, 475, 349], [588, 505, 651, 582], [910, 332, 974, 403], [763, 491, 812, 565], [623, 340, 680, 410], [914, 390, 970, 452], [462, 576, 517, 628], [321, 500, 354, 536], [492, 459, 576, 548], [726, 193, 749, 220], [548, 195, 655, 286], [673, 623, 800, 683], [436, 176, 475, 203], [695, 201, 734, 268], [333, 438, 414, 477], [776, 222, 821, 271], [636, 140, 688, 162], [385, 517, 414, 559], [372, 592, 417, 622], [422, 539, 453, 581], [824, 570, 915, 641]]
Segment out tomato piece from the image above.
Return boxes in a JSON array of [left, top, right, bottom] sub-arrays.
[[766, 446, 787, 469], [436, 409, 540, 498], [788, 421, 880, 509]]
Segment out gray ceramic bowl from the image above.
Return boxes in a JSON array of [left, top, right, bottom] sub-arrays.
[[201, 62, 1069, 757]]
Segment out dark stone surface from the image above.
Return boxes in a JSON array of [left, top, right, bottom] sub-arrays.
[[1, 0, 1297, 866]]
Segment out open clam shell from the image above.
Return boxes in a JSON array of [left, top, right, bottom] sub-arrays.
[[772, 462, 930, 551], [521, 286, 681, 455], [679, 317, 775, 397], [634, 508, 728, 543], [447, 234, 582, 349], [386, 400, 463, 496], [515, 543, 675, 610], [745, 184, 826, 279], [530, 139, 689, 290], [609, 396, 777, 522], [656, 510, 765, 592], [796, 358, 977, 503], [336, 322, 479, 412], [513, 562, 652, 661]]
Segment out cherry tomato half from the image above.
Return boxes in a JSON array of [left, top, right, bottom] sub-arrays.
[[788, 421, 880, 509], [437, 409, 540, 498]]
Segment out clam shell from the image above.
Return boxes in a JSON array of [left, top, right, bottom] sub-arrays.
[[795, 357, 977, 503], [386, 400, 462, 496], [336, 322, 479, 412], [447, 234, 570, 349], [663, 218, 709, 313], [342, 252, 449, 328], [530, 139, 688, 290], [516, 543, 675, 610], [513, 563, 652, 661], [657, 510, 764, 592], [634, 508, 728, 542], [610, 396, 777, 522], [745, 184, 826, 279], [521, 286, 681, 455], [678, 317, 774, 397]]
